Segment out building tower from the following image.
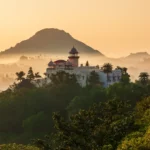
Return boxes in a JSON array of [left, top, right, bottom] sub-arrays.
[[68, 47, 80, 67]]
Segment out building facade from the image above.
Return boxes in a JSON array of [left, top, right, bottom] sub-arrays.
[[46, 47, 122, 87]]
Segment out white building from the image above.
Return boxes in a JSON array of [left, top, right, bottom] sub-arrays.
[[46, 47, 122, 87]]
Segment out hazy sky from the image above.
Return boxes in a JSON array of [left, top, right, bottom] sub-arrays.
[[0, 0, 150, 57]]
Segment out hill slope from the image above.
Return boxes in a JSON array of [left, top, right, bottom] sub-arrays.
[[0, 28, 103, 56], [124, 52, 150, 60]]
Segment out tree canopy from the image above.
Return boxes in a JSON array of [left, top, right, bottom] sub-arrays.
[[0, 67, 150, 150]]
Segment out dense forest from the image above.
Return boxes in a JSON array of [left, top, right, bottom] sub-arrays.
[[0, 65, 150, 150]]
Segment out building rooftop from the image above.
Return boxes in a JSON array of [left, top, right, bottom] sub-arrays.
[[54, 60, 66, 64], [48, 60, 54, 66], [69, 46, 78, 54]]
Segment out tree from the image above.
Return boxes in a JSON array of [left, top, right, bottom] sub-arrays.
[[85, 61, 89, 67], [27, 67, 35, 81], [117, 128, 150, 150], [116, 66, 123, 73], [67, 86, 107, 115], [16, 71, 25, 82], [116, 67, 130, 84], [34, 72, 41, 87], [135, 97, 150, 124], [16, 79, 35, 89], [23, 112, 50, 134], [116, 66, 128, 75], [34, 72, 41, 79], [34, 99, 134, 150], [120, 68, 130, 84], [50, 71, 78, 85], [0, 143, 39, 150], [88, 71, 100, 86], [120, 74, 130, 84], [122, 67, 128, 75], [14, 71, 34, 90], [118, 97, 150, 150], [102, 63, 113, 86], [139, 72, 149, 86]]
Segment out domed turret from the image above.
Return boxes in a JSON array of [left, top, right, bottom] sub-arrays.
[[48, 60, 54, 66], [68, 46, 79, 67], [48, 60, 55, 69], [69, 46, 78, 54]]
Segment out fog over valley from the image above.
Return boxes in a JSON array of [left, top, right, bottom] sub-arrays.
[[0, 28, 150, 91], [0, 51, 150, 91]]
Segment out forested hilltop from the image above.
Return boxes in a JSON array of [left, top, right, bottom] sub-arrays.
[[0, 66, 150, 150]]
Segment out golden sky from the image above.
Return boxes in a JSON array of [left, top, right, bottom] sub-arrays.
[[0, 0, 150, 57]]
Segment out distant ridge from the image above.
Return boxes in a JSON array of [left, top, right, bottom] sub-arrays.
[[0, 28, 103, 56], [125, 52, 150, 59]]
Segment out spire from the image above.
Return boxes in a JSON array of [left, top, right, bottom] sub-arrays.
[[69, 46, 78, 54], [48, 60, 54, 66]]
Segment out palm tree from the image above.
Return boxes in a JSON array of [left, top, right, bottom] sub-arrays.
[[122, 67, 128, 75], [34, 72, 42, 87], [102, 63, 113, 86], [116, 66, 127, 75], [139, 72, 149, 85], [116, 66, 122, 72], [16, 71, 25, 82]]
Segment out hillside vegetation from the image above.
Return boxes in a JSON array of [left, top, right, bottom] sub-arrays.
[[0, 66, 150, 149]]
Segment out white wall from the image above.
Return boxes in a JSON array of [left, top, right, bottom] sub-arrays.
[[46, 67, 122, 87]]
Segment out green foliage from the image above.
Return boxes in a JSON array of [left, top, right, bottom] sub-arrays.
[[67, 86, 107, 115], [34, 72, 41, 79], [117, 96, 150, 150], [106, 82, 148, 107], [102, 145, 113, 150], [2, 66, 150, 149], [23, 112, 50, 133], [102, 63, 113, 83], [116, 66, 130, 84], [102, 63, 113, 74], [39, 99, 134, 150], [88, 71, 100, 86], [116, 67, 128, 75], [135, 97, 150, 127], [32, 79, 150, 149], [138, 72, 149, 86], [14, 68, 42, 90], [122, 67, 128, 75], [120, 74, 130, 84], [0, 74, 81, 143], [50, 71, 78, 86], [16, 71, 25, 82], [117, 126, 150, 150], [0, 143, 39, 150], [27, 67, 35, 80], [15, 79, 35, 89]]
